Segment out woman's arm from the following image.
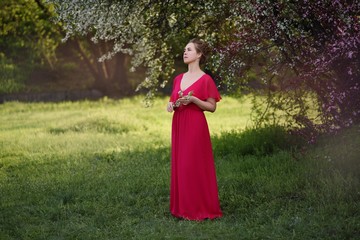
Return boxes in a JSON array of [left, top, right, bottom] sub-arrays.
[[178, 96, 217, 112]]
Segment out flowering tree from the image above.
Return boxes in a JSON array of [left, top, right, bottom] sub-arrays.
[[216, 0, 360, 141], [46, 0, 232, 99], [47, 0, 359, 139]]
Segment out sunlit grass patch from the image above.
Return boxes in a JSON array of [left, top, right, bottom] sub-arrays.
[[48, 116, 136, 134]]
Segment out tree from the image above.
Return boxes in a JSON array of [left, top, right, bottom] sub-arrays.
[[0, 0, 133, 95], [66, 36, 131, 95], [48, 0, 160, 97], [215, 0, 360, 141], [47, 0, 360, 140], [47, 0, 233, 99], [0, 0, 61, 93]]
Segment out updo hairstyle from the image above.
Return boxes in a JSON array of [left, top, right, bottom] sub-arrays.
[[189, 38, 211, 65]]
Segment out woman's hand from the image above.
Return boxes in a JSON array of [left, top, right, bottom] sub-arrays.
[[177, 96, 193, 106], [175, 96, 216, 112], [167, 102, 174, 112]]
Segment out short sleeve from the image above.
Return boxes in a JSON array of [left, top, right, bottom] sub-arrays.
[[204, 75, 221, 102]]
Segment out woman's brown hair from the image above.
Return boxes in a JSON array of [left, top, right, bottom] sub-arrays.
[[189, 38, 211, 65]]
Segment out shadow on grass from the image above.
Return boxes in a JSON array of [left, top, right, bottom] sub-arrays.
[[1, 125, 359, 239], [212, 125, 304, 157]]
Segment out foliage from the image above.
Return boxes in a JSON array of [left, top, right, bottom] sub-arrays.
[[216, 0, 360, 142], [0, 0, 133, 95], [2, 0, 359, 139], [0, 0, 63, 95], [0, 0, 61, 68], [46, 0, 233, 101], [0, 53, 26, 94], [46, 0, 360, 139], [0, 98, 359, 239]]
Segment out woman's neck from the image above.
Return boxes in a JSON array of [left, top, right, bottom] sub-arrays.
[[187, 62, 202, 74]]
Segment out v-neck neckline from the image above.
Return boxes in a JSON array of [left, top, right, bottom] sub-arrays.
[[180, 73, 206, 92]]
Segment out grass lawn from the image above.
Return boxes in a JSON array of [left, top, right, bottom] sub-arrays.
[[0, 96, 359, 239]]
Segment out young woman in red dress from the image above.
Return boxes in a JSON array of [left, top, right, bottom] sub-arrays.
[[167, 39, 222, 220]]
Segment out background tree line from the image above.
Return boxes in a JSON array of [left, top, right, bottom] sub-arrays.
[[0, 0, 133, 96], [1, 0, 359, 140]]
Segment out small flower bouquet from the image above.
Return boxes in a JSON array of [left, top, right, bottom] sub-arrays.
[[174, 90, 193, 108]]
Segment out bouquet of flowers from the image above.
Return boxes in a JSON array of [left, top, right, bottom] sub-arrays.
[[174, 90, 193, 108]]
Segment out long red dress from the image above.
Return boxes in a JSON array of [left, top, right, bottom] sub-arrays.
[[169, 73, 222, 220]]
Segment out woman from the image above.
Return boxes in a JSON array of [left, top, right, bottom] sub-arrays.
[[167, 38, 222, 220]]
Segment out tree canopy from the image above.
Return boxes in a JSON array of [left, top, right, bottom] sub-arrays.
[[47, 0, 234, 95], [46, 0, 360, 139], [218, 0, 360, 141], [0, 0, 60, 67], [0, 0, 62, 93]]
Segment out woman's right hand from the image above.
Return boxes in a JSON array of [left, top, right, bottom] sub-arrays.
[[167, 102, 174, 112]]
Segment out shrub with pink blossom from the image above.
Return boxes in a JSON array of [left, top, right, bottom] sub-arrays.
[[213, 0, 359, 142]]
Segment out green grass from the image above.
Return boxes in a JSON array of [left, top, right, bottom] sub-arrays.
[[0, 96, 359, 239]]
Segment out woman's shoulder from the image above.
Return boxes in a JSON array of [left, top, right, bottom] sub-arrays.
[[203, 73, 212, 79], [202, 73, 215, 83]]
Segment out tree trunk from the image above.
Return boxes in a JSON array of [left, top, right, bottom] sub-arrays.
[[69, 37, 131, 96]]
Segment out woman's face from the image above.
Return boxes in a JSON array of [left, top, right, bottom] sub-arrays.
[[183, 43, 201, 64]]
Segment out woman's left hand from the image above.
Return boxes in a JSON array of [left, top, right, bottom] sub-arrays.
[[167, 102, 174, 112], [178, 96, 193, 105]]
